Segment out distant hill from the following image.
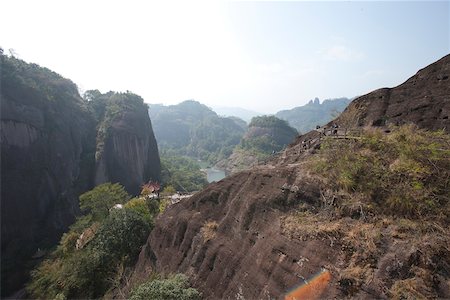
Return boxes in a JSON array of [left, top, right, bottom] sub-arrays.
[[242, 115, 298, 153], [211, 105, 262, 123], [148, 100, 247, 164], [276, 97, 351, 134], [216, 115, 298, 173]]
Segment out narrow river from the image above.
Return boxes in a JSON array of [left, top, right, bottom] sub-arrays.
[[198, 160, 226, 183]]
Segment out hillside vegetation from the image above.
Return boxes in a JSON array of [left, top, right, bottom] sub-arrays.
[[149, 100, 246, 164], [217, 115, 298, 173], [160, 151, 208, 192], [310, 125, 450, 219], [278, 125, 450, 298], [27, 183, 200, 299]]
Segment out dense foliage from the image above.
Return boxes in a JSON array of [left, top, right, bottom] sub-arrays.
[[160, 151, 208, 192], [79, 183, 130, 221], [276, 97, 351, 134], [27, 184, 154, 299], [240, 115, 298, 154], [149, 100, 246, 164], [130, 274, 201, 300], [311, 125, 450, 219], [1, 54, 83, 108]]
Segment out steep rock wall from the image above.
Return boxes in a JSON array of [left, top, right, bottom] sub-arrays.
[[93, 93, 161, 195], [0, 56, 96, 295]]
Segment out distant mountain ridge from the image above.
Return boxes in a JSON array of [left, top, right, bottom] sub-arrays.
[[276, 97, 351, 133]]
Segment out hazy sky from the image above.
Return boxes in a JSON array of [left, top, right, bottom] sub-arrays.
[[1, 1, 449, 113]]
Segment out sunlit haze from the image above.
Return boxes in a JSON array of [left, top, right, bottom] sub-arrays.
[[1, 0, 448, 113]]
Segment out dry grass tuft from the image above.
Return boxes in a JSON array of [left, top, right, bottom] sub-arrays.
[[201, 220, 219, 242]]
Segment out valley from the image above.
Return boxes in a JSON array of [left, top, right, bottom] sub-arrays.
[[1, 17, 449, 299]]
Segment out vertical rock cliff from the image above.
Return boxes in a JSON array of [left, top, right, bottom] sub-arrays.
[[0, 56, 161, 296], [1, 55, 96, 295], [89, 91, 161, 195]]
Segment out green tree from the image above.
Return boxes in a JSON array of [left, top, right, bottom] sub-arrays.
[[79, 183, 130, 221], [90, 209, 151, 263], [124, 197, 159, 225]]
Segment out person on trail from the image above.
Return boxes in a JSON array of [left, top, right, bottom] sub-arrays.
[[332, 124, 339, 136]]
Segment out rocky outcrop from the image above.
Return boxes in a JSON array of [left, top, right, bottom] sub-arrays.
[[340, 54, 450, 131], [145, 167, 338, 299], [92, 92, 160, 195], [1, 55, 96, 295], [134, 54, 450, 299]]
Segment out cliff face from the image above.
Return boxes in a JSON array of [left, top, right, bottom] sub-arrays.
[[0, 58, 161, 296], [1, 55, 96, 295], [92, 92, 161, 195], [342, 54, 450, 131], [134, 55, 450, 299]]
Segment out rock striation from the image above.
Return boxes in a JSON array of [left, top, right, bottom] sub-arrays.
[[91, 91, 161, 195]]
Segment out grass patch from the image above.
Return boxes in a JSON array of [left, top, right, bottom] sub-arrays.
[[308, 125, 450, 220], [200, 220, 219, 242]]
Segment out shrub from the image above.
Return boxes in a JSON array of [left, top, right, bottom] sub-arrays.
[[130, 274, 201, 300], [28, 187, 152, 299], [79, 183, 131, 221], [124, 197, 159, 225], [90, 209, 151, 264], [200, 220, 219, 242]]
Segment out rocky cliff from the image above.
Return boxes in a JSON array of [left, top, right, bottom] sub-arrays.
[[340, 54, 449, 131], [0, 57, 161, 296], [1, 55, 96, 295], [133, 54, 450, 299], [91, 91, 161, 195]]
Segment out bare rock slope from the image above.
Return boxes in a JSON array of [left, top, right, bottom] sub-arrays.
[[344, 54, 450, 131]]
